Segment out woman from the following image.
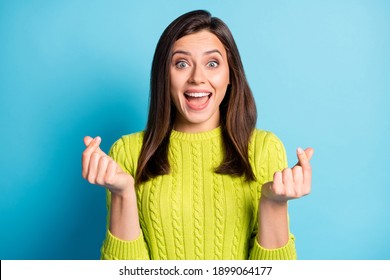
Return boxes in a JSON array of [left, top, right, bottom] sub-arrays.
[[82, 10, 313, 260]]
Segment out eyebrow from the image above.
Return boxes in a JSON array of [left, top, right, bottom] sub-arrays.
[[172, 49, 223, 57]]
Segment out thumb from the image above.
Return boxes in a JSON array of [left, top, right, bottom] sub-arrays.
[[83, 136, 105, 156], [304, 147, 314, 161], [296, 147, 314, 168], [84, 136, 93, 146]]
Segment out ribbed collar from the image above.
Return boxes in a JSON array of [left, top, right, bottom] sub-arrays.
[[170, 126, 222, 141]]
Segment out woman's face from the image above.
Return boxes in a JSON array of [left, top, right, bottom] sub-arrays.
[[170, 30, 230, 133]]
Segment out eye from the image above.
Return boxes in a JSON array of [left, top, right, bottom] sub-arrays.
[[207, 61, 219, 68], [175, 61, 189, 69]]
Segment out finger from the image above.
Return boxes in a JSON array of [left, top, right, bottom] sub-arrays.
[[82, 136, 100, 178], [305, 147, 314, 161], [87, 152, 100, 184], [292, 165, 303, 184], [84, 136, 93, 146], [296, 147, 312, 169], [84, 136, 105, 155], [82, 137, 104, 178], [296, 147, 314, 164], [96, 156, 109, 186], [105, 160, 118, 186], [292, 165, 303, 196], [273, 171, 283, 196], [282, 168, 294, 197], [296, 147, 313, 187]]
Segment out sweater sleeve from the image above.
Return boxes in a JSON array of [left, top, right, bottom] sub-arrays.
[[248, 131, 297, 260], [100, 134, 150, 260]]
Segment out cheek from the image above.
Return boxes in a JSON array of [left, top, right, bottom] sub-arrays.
[[210, 70, 230, 91], [169, 73, 177, 91], [169, 90, 180, 107], [169, 73, 181, 101], [169, 81, 182, 110], [170, 70, 188, 89], [212, 65, 229, 82], [212, 70, 229, 104]]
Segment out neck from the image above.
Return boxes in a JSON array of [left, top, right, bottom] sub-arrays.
[[173, 113, 221, 133]]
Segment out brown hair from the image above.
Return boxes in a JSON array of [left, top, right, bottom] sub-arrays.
[[136, 10, 257, 184]]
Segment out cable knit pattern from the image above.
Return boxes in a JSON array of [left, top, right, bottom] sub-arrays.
[[212, 137, 224, 259], [148, 176, 167, 259], [231, 177, 244, 259], [169, 140, 185, 259], [100, 128, 297, 260], [191, 142, 204, 259]]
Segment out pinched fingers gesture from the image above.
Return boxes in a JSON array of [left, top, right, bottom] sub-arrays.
[[262, 147, 314, 202], [81, 136, 134, 194]]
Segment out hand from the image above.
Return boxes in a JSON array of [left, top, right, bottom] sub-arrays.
[[81, 136, 134, 195], [261, 147, 314, 203]]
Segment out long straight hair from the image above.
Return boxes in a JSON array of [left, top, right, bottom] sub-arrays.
[[136, 10, 257, 184]]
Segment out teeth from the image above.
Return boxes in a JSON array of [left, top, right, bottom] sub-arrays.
[[185, 92, 211, 98]]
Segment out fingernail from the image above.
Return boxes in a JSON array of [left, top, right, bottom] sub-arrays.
[[94, 136, 101, 143], [297, 147, 304, 155]]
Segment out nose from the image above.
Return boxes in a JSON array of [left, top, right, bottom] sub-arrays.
[[188, 64, 205, 84]]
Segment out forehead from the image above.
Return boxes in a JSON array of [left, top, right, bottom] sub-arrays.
[[173, 30, 227, 56]]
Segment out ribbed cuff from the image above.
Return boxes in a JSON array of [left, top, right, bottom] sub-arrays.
[[249, 234, 297, 260], [100, 230, 150, 260]]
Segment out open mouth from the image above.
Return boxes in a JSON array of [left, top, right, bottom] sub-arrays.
[[184, 92, 212, 110]]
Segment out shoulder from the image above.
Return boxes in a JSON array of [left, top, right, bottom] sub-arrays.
[[108, 131, 144, 174], [250, 129, 285, 152], [119, 131, 145, 149], [249, 129, 287, 180], [109, 131, 144, 153]]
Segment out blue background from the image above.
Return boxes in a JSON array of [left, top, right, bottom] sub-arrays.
[[1, 0, 389, 260]]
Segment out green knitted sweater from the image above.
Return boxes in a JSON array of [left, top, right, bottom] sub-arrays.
[[100, 127, 297, 260]]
